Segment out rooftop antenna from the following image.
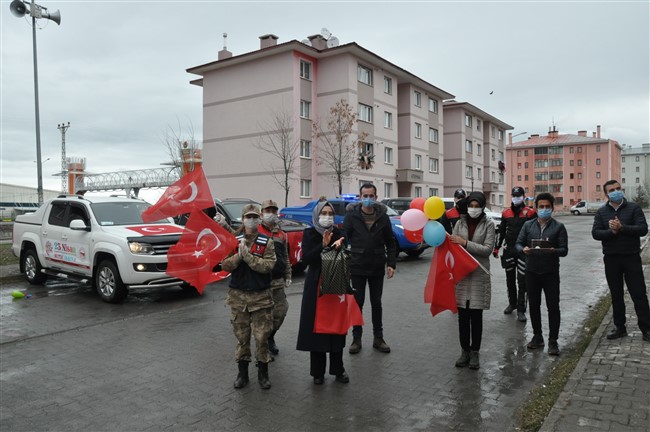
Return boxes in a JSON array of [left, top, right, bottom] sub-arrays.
[[222, 32, 227, 50]]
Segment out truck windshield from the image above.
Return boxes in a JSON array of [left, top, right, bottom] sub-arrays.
[[91, 202, 168, 226]]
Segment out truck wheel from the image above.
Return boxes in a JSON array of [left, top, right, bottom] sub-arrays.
[[405, 249, 425, 258], [22, 249, 48, 285], [96, 260, 128, 303]]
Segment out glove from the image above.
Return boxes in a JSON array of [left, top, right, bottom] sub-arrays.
[[214, 212, 227, 225], [285, 279, 292, 288], [492, 248, 499, 258]]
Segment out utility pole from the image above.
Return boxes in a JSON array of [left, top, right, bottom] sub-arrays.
[[58, 122, 70, 193]]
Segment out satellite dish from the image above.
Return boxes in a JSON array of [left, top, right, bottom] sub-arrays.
[[327, 36, 339, 48], [321, 27, 331, 40], [301, 39, 312, 47]]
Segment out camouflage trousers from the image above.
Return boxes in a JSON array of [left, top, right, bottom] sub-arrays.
[[227, 288, 274, 364], [271, 283, 289, 333]]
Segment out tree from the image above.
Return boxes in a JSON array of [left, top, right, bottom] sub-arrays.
[[312, 99, 369, 196], [254, 110, 299, 207], [632, 181, 650, 209], [161, 119, 200, 179]]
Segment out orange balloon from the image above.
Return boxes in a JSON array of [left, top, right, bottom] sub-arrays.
[[410, 197, 426, 211]]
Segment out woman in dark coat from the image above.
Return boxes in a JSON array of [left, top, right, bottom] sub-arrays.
[[296, 199, 350, 385]]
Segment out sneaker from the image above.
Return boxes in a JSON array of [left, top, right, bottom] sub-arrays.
[[468, 351, 480, 369], [606, 326, 627, 340], [349, 338, 362, 354], [504, 305, 516, 315], [548, 340, 560, 356], [527, 336, 545, 350], [373, 337, 391, 353], [455, 350, 470, 368], [517, 311, 527, 322]]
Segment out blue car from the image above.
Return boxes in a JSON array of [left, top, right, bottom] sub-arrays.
[[279, 196, 428, 257]]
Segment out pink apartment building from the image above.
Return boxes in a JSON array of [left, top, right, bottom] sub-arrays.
[[506, 125, 622, 209], [186, 34, 462, 204]]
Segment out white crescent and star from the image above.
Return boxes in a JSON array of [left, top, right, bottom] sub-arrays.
[[445, 251, 455, 269], [196, 228, 222, 252], [179, 182, 198, 203], [338, 294, 345, 303], [141, 227, 166, 233]]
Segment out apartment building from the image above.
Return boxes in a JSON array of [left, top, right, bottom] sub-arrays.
[[505, 125, 622, 209], [187, 34, 458, 204], [443, 102, 512, 210], [621, 143, 650, 200]]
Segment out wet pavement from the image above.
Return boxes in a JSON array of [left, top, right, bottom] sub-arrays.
[[0, 215, 646, 431]]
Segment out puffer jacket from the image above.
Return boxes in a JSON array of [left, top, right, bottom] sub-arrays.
[[453, 215, 495, 310], [592, 199, 648, 256]]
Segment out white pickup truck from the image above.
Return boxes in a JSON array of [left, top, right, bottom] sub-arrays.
[[12, 195, 185, 303]]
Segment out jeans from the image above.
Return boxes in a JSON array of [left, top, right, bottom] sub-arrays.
[[458, 306, 483, 351], [310, 351, 344, 378], [351, 274, 385, 338], [526, 271, 560, 341], [604, 254, 650, 332]]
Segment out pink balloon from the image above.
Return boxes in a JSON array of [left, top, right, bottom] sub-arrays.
[[401, 209, 428, 231]]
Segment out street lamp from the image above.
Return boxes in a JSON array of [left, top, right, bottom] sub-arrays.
[[508, 131, 527, 190], [9, 0, 61, 205]]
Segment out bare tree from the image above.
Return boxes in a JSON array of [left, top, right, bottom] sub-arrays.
[[161, 119, 200, 178], [312, 99, 369, 196], [254, 110, 299, 207]]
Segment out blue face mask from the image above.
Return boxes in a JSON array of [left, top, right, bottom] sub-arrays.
[[538, 208, 553, 220], [608, 190, 624, 203], [362, 198, 374, 207]]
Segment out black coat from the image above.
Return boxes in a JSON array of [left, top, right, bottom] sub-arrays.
[[592, 199, 648, 256], [296, 227, 346, 353]]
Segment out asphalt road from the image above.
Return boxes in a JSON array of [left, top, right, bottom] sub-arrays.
[[0, 215, 614, 431]]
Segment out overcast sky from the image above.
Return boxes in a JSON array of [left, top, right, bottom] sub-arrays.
[[2, 0, 648, 202]]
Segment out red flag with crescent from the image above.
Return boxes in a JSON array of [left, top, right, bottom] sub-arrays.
[[424, 237, 479, 317], [142, 167, 214, 223], [166, 210, 238, 293], [314, 290, 364, 335]]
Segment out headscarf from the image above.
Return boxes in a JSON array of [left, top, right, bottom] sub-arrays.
[[312, 200, 334, 236]]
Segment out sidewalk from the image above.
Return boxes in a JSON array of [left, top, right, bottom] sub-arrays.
[[540, 241, 650, 432]]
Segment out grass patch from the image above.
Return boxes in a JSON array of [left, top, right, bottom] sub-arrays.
[[516, 294, 612, 432], [0, 243, 19, 266]]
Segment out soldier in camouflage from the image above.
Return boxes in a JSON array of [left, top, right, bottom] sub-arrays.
[[221, 204, 276, 390]]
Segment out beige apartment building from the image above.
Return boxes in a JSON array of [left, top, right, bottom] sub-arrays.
[[187, 34, 512, 206], [621, 143, 650, 201]]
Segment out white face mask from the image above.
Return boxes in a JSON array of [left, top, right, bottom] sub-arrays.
[[243, 217, 260, 229], [467, 208, 482, 219], [512, 196, 524, 206], [262, 213, 277, 224], [319, 215, 334, 228]]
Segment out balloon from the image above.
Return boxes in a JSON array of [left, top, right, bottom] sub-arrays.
[[423, 221, 446, 247], [423, 196, 445, 220], [409, 197, 426, 211], [404, 228, 424, 243], [11, 291, 25, 299], [400, 209, 428, 231]]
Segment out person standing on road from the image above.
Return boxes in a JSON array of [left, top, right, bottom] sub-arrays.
[[344, 183, 397, 354], [516, 193, 568, 356], [449, 192, 495, 370], [221, 204, 276, 390], [446, 188, 468, 230], [257, 200, 291, 356], [296, 199, 350, 385], [493, 186, 537, 322], [592, 180, 650, 342]]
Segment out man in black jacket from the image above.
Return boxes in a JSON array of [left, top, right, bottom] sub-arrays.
[[592, 180, 650, 342], [343, 183, 397, 354]]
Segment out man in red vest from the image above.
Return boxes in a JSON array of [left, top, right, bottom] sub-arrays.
[[446, 188, 467, 229]]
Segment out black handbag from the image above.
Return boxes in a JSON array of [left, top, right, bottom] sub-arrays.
[[319, 246, 352, 295]]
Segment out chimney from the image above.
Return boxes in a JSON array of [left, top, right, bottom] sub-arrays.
[[259, 34, 279, 49], [548, 125, 559, 138], [218, 32, 232, 60], [577, 130, 587, 137], [307, 34, 328, 50], [592, 132, 597, 137], [531, 134, 539, 138], [596, 125, 601, 138]]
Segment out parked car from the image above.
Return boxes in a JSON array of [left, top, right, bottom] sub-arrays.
[[570, 201, 603, 215], [380, 198, 412, 215], [279, 196, 429, 257]]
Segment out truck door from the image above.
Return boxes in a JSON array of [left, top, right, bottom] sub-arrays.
[[41, 201, 68, 270], [58, 203, 93, 275]]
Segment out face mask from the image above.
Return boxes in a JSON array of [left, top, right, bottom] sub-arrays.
[[538, 209, 552, 220], [512, 196, 524, 206], [608, 190, 624, 203], [467, 208, 482, 219], [361, 198, 374, 207], [262, 213, 277, 224], [243, 218, 260, 229], [319, 215, 334, 228]]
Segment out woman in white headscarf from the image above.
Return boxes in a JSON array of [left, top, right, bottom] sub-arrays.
[[296, 198, 349, 385]]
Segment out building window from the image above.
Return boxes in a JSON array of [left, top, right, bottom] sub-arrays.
[[622, 177, 626, 183], [465, 140, 473, 153], [414, 91, 421, 107], [578, 186, 582, 192], [524, 162, 529, 168], [525, 175, 529, 181], [299, 60, 311, 80], [358, 65, 373, 85], [300, 140, 311, 158], [384, 183, 393, 198], [384, 111, 392, 129], [570, 160, 574, 166], [578, 173, 582, 179], [429, 158, 439, 173], [360, 142, 374, 157], [524, 150, 529, 156], [300, 179, 311, 197], [300, 100, 311, 119], [477, 167, 482, 180], [466, 165, 473, 178], [415, 186, 422, 197], [384, 76, 392, 94], [596, 185, 601, 192], [415, 154, 422, 170], [477, 119, 482, 131], [429, 188, 438, 197], [491, 126, 496, 138], [596, 145, 601, 152], [465, 114, 473, 128], [577, 159, 582, 166], [636, 166, 640, 172], [577, 147, 582, 153], [570, 186, 574, 193], [518, 163, 522, 169], [636, 156, 640, 162], [477, 144, 482, 156], [570, 147, 574, 154], [622, 157, 625, 162], [636, 177, 640, 183], [498, 129, 503, 140], [358, 103, 373, 123], [535, 147, 548, 155], [570, 173, 574, 179], [491, 171, 496, 182], [517, 175, 522, 181], [491, 149, 496, 161], [415, 123, 422, 139], [429, 128, 438, 143], [596, 172, 601, 178], [499, 151, 504, 161], [517, 150, 521, 157], [622, 167, 625, 173], [428, 98, 438, 113], [384, 147, 393, 164], [596, 158, 601, 165]]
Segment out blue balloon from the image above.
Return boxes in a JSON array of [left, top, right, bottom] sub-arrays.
[[423, 220, 446, 247]]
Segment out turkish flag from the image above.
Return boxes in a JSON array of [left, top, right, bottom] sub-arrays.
[[126, 225, 184, 235], [424, 237, 479, 317], [166, 210, 238, 293], [314, 291, 364, 335], [142, 167, 214, 223]]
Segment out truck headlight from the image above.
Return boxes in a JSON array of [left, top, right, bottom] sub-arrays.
[[129, 242, 154, 255]]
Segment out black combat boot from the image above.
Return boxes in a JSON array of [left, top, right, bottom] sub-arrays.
[[257, 362, 271, 390], [268, 331, 279, 355], [233, 361, 249, 389]]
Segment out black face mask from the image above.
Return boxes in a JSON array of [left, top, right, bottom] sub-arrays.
[[456, 198, 468, 215]]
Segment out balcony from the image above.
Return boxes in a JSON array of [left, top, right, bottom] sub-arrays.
[[482, 182, 500, 192], [396, 168, 423, 183]]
